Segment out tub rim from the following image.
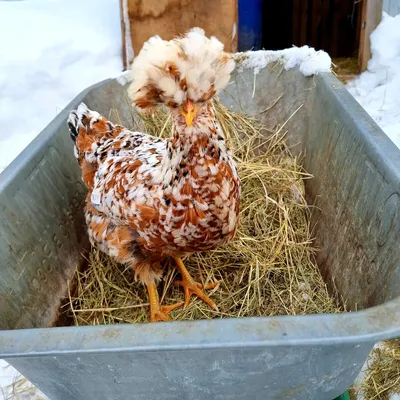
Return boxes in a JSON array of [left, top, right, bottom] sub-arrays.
[[1, 71, 399, 358]]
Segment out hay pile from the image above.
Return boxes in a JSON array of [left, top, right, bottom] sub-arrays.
[[332, 57, 359, 83], [332, 57, 359, 75], [353, 340, 400, 400], [64, 96, 344, 326]]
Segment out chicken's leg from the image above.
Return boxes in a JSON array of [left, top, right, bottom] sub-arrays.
[[173, 257, 218, 309], [146, 282, 183, 322]]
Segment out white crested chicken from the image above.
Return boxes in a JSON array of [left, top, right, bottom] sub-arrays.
[[67, 28, 241, 322]]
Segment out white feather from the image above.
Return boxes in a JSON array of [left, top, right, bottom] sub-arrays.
[[128, 28, 235, 109]]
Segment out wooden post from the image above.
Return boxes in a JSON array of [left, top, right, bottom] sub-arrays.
[[119, 0, 128, 70], [120, 0, 238, 70], [358, 0, 383, 72], [120, 0, 134, 70]]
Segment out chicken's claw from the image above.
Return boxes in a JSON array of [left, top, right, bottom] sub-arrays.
[[151, 302, 184, 322], [173, 257, 219, 309], [146, 282, 183, 322]]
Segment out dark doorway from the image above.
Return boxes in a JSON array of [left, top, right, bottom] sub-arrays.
[[261, 0, 361, 58]]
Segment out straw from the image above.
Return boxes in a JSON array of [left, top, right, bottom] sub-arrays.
[[353, 340, 400, 400], [63, 95, 344, 325]]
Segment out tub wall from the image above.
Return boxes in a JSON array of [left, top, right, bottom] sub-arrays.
[[1, 67, 399, 331], [221, 67, 400, 310]]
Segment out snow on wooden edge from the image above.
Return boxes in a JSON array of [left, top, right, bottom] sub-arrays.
[[234, 46, 332, 77]]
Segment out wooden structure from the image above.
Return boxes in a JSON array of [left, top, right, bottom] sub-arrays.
[[263, 0, 384, 74], [120, 0, 385, 73], [358, 0, 383, 72], [120, 0, 238, 70], [291, 0, 359, 58], [263, 0, 363, 58], [383, 0, 400, 16]]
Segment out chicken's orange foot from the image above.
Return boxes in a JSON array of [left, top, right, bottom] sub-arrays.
[[146, 282, 183, 322], [173, 257, 219, 310]]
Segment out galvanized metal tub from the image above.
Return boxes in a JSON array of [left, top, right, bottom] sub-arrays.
[[0, 66, 399, 400]]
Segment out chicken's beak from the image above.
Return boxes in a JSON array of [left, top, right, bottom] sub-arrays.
[[181, 99, 198, 127]]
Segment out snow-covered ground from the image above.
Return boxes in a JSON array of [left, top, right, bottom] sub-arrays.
[[0, 0, 122, 397], [347, 12, 400, 148], [0, 0, 122, 174], [0, 1, 399, 399], [0, 360, 46, 400]]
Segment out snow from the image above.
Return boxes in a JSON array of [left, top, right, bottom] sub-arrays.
[[0, 0, 122, 396], [0, 0, 399, 398], [0, 0, 123, 174], [235, 45, 332, 76], [347, 12, 400, 148], [0, 360, 47, 399]]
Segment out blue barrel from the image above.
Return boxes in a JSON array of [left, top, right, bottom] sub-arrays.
[[238, 0, 262, 51]]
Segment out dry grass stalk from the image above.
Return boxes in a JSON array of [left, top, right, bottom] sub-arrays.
[[355, 340, 400, 400], [332, 57, 359, 75], [1, 374, 47, 400], [63, 95, 344, 325]]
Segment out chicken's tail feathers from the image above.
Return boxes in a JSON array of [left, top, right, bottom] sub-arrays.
[[67, 111, 79, 143], [67, 103, 102, 143], [67, 103, 123, 161]]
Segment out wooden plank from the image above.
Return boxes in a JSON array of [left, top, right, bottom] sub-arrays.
[[331, 0, 343, 58], [331, 0, 357, 57], [310, 0, 322, 49], [292, 0, 301, 45], [396, 1, 400, 15], [123, 0, 238, 63], [383, 0, 391, 14], [120, 0, 128, 70], [382, 0, 400, 16], [320, 0, 331, 52], [392, 0, 400, 16], [120, 0, 135, 70], [299, 0, 309, 45], [358, 0, 383, 72], [355, 0, 363, 53]]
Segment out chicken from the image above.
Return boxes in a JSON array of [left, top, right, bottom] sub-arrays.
[[67, 28, 241, 322]]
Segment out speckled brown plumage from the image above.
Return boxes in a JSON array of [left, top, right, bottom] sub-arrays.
[[67, 28, 240, 322]]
